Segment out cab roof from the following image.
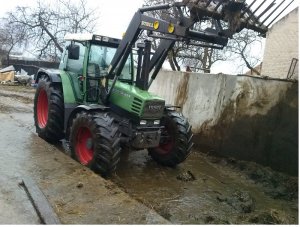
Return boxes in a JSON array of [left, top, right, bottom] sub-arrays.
[[64, 33, 121, 46]]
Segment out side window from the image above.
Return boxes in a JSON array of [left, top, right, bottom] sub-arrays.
[[66, 41, 85, 74], [88, 44, 132, 80], [120, 57, 132, 81], [88, 45, 107, 78]]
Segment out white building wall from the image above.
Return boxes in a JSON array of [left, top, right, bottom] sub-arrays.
[[261, 8, 298, 79]]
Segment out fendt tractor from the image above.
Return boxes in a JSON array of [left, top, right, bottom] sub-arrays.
[[33, 0, 288, 176]]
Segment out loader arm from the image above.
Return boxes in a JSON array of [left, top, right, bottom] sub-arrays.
[[105, 0, 293, 101]]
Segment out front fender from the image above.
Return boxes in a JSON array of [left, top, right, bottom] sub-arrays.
[[64, 104, 110, 138], [35, 68, 62, 83]]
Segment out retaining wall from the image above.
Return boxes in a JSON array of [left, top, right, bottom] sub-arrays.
[[150, 70, 298, 175]]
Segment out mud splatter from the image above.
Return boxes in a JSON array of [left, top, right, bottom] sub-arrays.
[[175, 72, 190, 107], [195, 82, 298, 176]]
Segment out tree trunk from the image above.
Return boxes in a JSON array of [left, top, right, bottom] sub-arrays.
[[241, 52, 260, 75], [202, 47, 210, 73], [6, 45, 14, 66], [6, 54, 10, 66], [39, 17, 63, 53], [173, 54, 181, 71], [168, 51, 176, 71]]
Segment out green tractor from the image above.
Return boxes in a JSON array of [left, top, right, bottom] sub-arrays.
[[33, 1, 275, 176], [34, 33, 193, 176]]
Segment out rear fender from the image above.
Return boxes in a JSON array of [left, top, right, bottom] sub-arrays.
[[36, 68, 77, 104]]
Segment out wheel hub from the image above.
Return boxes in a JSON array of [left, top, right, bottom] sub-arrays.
[[86, 138, 93, 150], [76, 127, 94, 165], [157, 126, 174, 155]]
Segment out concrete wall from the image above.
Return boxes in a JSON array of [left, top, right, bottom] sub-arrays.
[[261, 8, 299, 79], [150, 70, 298, 175]]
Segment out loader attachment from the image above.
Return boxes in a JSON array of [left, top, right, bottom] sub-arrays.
[[105, 0, 294, 99], [184, 0, 295, 38]]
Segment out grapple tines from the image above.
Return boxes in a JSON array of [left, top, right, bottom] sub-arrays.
[[183, 0, 294, 37]]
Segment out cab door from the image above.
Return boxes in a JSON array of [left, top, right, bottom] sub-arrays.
[[60, 41, 86, 102]]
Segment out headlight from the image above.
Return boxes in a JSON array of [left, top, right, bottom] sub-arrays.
[[140, 120, 147, 125], [154, 120, 160, 125]]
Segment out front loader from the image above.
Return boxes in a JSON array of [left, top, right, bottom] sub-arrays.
[[33, 0, 291, 176]]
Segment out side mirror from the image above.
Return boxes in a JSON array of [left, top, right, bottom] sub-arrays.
[[67, 44, 80, 60]]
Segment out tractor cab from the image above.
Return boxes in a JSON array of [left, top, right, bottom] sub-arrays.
[[59, 33, 166, 125], [59, 34, 134, 104]]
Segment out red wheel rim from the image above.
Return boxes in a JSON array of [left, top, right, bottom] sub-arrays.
[[157, 140, 174, 155], [76, 127, 94, 165], [156, 124, 175, 155], [37, 89, 48, 128]]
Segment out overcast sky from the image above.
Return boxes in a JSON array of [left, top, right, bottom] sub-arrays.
[[0, 0, 298, 74], [0, 0, 297, 35], [0, 0, 145, 38]]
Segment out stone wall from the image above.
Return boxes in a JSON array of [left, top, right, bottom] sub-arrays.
[[150, 70, 298, 175], [261, 8, 299, 79]]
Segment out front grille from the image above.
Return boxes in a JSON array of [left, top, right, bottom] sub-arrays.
[[142, 100, 165, 119], [131, 97, 142, 114]]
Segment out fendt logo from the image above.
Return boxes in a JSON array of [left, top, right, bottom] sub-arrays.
[[148, 105, 162, 112]]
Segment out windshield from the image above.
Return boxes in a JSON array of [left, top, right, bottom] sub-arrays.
[[88, 44, 132, 80]]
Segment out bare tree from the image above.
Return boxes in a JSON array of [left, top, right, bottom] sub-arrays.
[[225, 30, 263, 75], [0, 18, 27, 65], [5, 0, 99, 61], [174, 41, 228, 73], [58, 0, 98, 33]]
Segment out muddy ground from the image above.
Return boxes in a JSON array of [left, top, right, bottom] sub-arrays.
[[0, 84, 298, 224]]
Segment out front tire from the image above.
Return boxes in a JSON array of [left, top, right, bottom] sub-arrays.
[[148, 110, 193, 167], [34, 75, 64, 143], [69, 112, 121, 177]]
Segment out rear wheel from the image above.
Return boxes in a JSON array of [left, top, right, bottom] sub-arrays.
[[148, 110, 193, 167], [69, 112, 121, 176], [34, 75, 64, 142]]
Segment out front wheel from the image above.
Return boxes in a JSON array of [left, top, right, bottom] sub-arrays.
[[33, 75, 64, 143], [69, 112, 121, 177], [148, 110, 193, 167]]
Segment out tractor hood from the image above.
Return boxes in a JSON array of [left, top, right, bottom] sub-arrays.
[[109, 81, 165, 119]]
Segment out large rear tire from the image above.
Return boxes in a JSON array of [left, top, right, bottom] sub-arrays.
[[148, 110, 193, 167], [69, 112, 121, 177], [34, 75, 64, 143]]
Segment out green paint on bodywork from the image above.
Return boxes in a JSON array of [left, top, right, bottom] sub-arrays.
[[59, 70, 77, 104], [109, 81, 165, 118]]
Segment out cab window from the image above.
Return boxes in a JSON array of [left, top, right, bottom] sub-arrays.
[[88, 44, 133, 81]]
